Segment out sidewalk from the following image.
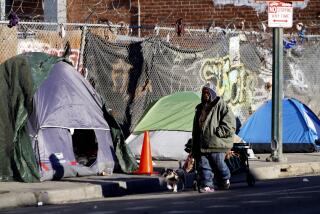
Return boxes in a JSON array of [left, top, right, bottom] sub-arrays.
[[1, 152, 320, 210], [248, 153, 320, 180]]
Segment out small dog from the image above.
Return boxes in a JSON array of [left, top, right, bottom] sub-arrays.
[[162, 168, 185, 192]]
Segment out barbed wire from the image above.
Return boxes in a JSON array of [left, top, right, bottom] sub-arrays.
[[3, 0, 320, 33]]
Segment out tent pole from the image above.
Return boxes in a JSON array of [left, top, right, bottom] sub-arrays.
[[268, 27, 286, 162]]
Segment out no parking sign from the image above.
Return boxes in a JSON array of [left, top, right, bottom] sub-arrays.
[[268, 1, 293, 28]]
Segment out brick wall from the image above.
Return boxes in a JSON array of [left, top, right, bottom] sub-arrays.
[[67, 0, 136, 24], [67, 0, 320, 33], [8, 1, 320, 33]]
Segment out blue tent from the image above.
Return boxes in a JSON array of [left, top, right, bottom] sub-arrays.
[[238, 98, 320, 153]]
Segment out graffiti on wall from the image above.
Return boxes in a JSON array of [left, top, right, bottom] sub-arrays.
[[17, 39, 80, 69], [199, 56, 254, 120]]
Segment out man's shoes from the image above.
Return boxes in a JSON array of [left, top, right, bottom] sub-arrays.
[[199, 186, 215, 193], [222, 179, 230, 190]]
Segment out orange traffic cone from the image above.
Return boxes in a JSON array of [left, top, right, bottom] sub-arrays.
[[136, 131, 153, 175]]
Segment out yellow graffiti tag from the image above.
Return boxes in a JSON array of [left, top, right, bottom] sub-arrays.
[[199, 56, 251, 106]]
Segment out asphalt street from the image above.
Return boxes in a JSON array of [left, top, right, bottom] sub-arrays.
[[2, 175, 320, 214]]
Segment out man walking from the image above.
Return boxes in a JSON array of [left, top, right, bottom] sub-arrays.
[[192, 82, 236, 193]]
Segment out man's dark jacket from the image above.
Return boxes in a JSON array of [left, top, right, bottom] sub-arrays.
[[192, 97, 236, 155]]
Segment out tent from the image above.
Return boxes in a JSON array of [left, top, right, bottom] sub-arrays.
[[0, 52, 137, 182], [238, 98, 320, 153], [126, 91, 201, 160]]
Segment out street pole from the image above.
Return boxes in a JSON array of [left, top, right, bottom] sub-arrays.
[[138, 0, 141, 37], [268, 27, 286, 162]]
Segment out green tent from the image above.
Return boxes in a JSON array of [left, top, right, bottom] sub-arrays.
[[134, 91, 201, 133], [127, 91, 201, 160]]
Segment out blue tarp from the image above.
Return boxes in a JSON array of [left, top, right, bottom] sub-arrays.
[[238, 98, 320, 153]]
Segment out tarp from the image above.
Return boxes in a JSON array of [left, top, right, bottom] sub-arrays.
[[0, 53, 64, 182], [0, 52, 138, 182], [127, 91, 201, 160], [238, 98, 320, 153], [84, 33, 234, 137]]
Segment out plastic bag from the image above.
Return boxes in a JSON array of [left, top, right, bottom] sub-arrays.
[[183, 153, 195, 173]]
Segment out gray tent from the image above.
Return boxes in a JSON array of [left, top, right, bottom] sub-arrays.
[[28, 61, 119, 180], [0, 52, 137, 182]]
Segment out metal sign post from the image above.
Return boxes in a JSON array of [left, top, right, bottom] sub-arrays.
[[267, 1, 293, 162], [269, 27, 286, 162]]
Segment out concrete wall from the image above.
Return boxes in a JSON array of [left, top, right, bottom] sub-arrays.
[[43, 0, 67, 23]]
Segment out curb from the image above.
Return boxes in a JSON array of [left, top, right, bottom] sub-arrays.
[[250, 162, 320, 180], [63, 175, 169, 197], [0, 192, 37, 209], [36, 184, 103, 204], [0, 176, 170, 210], [0, 184, 103, 210], [2, 161, 320, 210]]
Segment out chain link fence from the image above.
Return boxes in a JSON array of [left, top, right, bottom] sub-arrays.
[[0, 22, 83, 69], [1, 21, 320, 137]]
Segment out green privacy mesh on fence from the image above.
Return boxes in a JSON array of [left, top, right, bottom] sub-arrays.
[[1, 22, 320, 138]]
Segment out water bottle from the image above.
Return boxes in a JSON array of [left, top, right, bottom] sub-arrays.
[[103, 161, 114, 175]]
